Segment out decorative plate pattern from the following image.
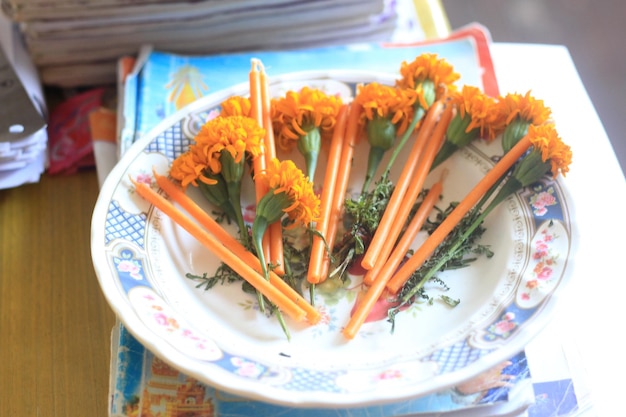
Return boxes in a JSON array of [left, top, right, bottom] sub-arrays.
[[92, 71, 572, 407]]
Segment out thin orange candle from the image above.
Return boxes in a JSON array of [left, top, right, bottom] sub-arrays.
[[363, 174, 444, 287], [316, 101, 363, 282], [360, 99, 444, 271], [386, 135, 533, 294], [362, 102, 452, 285], [249, 58, 271, 267], [153, 171, 320, 323], [259, 63, 277, 162], [307, 104, 348, 284], [343, 177, 443, 339], [259, 61, 285, 275], [130, 177, 307, 323]]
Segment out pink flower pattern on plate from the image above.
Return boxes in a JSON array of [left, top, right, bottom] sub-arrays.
[[520, 226, 559, 301], [135, 171, 153, 186], [116, 259, 143, 280], [133, 290, 220, 359], [486, 312, 518, 340], [230, 357, 266, 379], [529, 187, 557, 216], [375, 369, 403, 381]]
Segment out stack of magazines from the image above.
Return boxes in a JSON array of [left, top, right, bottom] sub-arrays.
[[110, 320, 537, 417], [1, 0, 422, 87], [101, 24, 588, 417]]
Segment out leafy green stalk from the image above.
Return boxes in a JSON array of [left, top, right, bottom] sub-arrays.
[[396, 197, 502, 306], [252, 191, 291, 277], [430, 111, 479, 171], [198, 172, 238, 222], [383, 112, 424, 179], [219, 152, 250, 249], [385, 106, 425, 173], [384, 79, 435, 175], [361, 116, 396, 192], [390, 163, 532, 325], [331, 174, 395, 279], [502, 118, 531, 153], [273, 307, 290, 341], [297, 126, 321, 180]]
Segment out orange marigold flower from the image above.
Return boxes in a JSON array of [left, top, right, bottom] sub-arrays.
[[220, 96, 252, 117], [271, 87, 343, 150], [170, 151, 212, 188], [527, 124, 572, 177], [450, 85, 505, 140], [499, 91, 552, 126], [170, 115, 264, 188], [397, 53, 460, 107], [193, 115, 263, 169], [354, 82, 417, 136], [256, 158, 321, 227]]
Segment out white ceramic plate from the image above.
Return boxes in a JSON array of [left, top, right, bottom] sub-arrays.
[[92, 70, 573, 407]]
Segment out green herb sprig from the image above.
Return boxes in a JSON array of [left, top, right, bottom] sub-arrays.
[[330, 174, 394, 279], [387, 202, 494, 330]]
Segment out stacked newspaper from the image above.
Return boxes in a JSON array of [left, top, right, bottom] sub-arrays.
[[109, 320, 537, 417], [96, 23, 593, 416], [1, 0, 420, 87], [0, 12, 47, 189]]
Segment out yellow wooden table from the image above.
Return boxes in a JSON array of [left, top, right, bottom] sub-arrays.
[[0, 170, 115, 416]]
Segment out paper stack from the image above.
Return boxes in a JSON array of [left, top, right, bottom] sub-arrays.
[[100, 22, 591, 416], [0, 12, 47, 189], [109, 320, 537, 417], [1, 0, 421, 88]]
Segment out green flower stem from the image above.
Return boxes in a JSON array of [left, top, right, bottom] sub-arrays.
[[446, 111, 473, 141], [225, 180, 249, 248], [512, 150, 552, 185], [385, 79, 436, 175], [362, 115, 397, 192], [502, 118, 531, 153], [256, 292, 266, 314], [362, 145, 387, 193], [250, 214, 270, 313], [430, 140, 460, 171], [309, 284, 315, 306], [474, 171, 510, 213], [297, 127, 321, 180], [431, 113, 478, 171], [273, 306, 291, 341], [252, 215, 270, 279], [383, 105, 425, 175], [220, 152, 249, 249], [385, 79, 437, 175], [252, 190, 291, 280], [396, 142, 555, 308], [220, 151, 270, 311], [222, 152, 276, 313], [198, 174, 238, 222]]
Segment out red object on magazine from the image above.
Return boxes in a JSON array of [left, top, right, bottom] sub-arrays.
[[47, 88, 106, 175]]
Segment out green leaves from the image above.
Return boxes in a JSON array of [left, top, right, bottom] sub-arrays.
[[329, 174, 394, 280]]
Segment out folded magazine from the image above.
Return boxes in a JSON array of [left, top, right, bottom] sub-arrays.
[[109, 23, 584, 416]]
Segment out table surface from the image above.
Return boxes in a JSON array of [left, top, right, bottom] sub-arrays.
[[491, 43, 626, 417], [0, 170, 116, 416], [1, 42, 625, 417]]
